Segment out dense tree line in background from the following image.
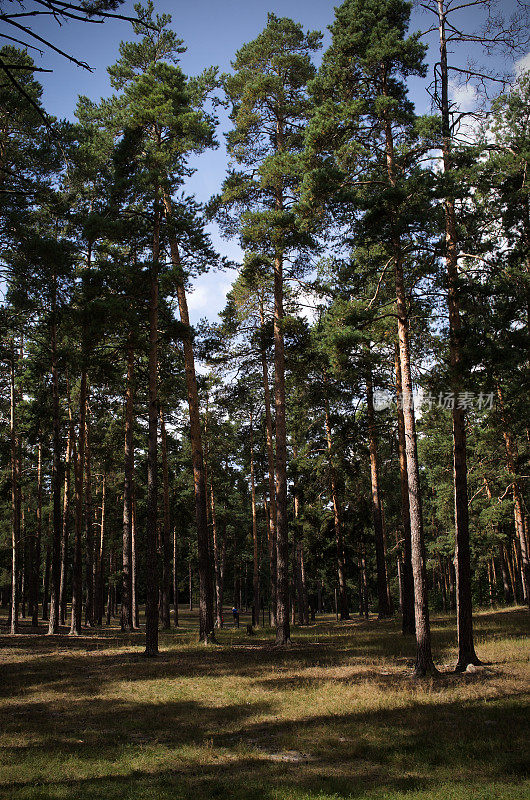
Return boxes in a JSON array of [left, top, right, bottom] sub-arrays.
[[1, 0, 529, 675]]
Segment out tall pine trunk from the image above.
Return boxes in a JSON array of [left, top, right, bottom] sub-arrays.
[[84, 398, 94, 627], [381, 81, 436, 675], [395, 254, 436, 675], [259, 297, 277, 627], [173, 527, 179, 627], [32, 442, 42, 627], [48, 281, 63, 636], [499, 543, 513, 604], [59, 384, 74, 625], [395, 349, 415, 634], [273, 246, 290, 645], [437, 0, 479, 671], [121, 333, 134, 631], [211, 485, 224, 628], [323, 387, 349, 620], [160, 405, 171, 630], [250, 407, 260, 627], [497, 386, 530, 604], [10, 342, 20, 634], [145, 195, 160, 657], [292, 458, 309, 625], [132, 484, 139, 628], [162, 191, 214, 643], [95, 474, 105, 626], [70, 248, 89, 636], [42, 534, 50, 621]]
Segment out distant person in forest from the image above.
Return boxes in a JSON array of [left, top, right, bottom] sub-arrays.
[[232, 606, 239, 628]]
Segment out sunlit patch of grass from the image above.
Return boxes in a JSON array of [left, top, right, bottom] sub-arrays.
[[0, 606, 528, 799]]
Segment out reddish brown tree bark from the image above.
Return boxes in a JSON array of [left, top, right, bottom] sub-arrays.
[[380, 71, 437, 675], [162, 191, 214, 643]]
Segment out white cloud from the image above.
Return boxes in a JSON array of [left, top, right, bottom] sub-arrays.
[[449, 80, 478, 113], [515, 52, 530, 77], [295, 290, 320, 324], [187, 273, 234, 325], [186, 284, 209, 311]]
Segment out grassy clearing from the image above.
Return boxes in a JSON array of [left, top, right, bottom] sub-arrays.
[[0, 607, 528, 800]]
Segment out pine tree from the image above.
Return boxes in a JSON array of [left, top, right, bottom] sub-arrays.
[[214, 13, 322, 645], [305, 0, 438, 674], [105, 2, 220, 646]]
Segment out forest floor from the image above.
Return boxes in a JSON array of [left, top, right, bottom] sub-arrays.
[[0, 606, 528, 800]]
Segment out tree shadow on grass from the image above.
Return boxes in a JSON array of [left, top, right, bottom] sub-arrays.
[[0, 608, 528, 799], [1, 692, 528, 799], [0, 608, 527, 703]]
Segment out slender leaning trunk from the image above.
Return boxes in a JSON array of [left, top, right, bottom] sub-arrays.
[[381, 79, 436, 674], [162, 191, 214, 643], [395, 256, 436, 675]]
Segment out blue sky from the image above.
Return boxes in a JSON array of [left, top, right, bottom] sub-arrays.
[[6, 0, 528, 323]]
